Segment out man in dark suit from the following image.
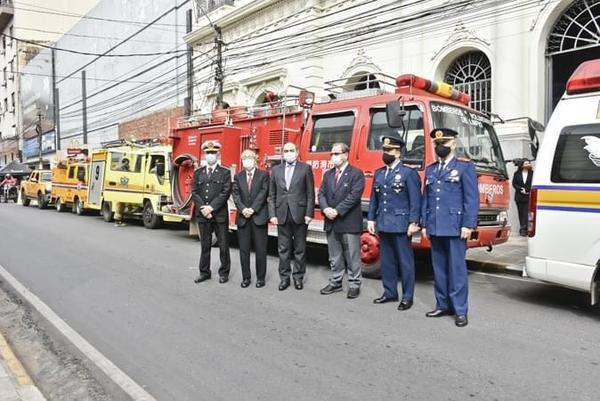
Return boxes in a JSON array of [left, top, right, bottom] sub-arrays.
[[192, 140, 232, 284], [318, 143, 365, 299], [512, 160, 533, 236], [232, 149, 269, 288], [268, 142, 315, 291]]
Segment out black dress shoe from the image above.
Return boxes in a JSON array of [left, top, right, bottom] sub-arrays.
[[320, 284, 343, 295], [373, 295, 399, 304], [455, 315, 468, 327], [347, 287, 360, 299], [241, 279, 251, 288], [426, 309, 452, 318], [279, 280, 290, 291], [219, 276, 229, 284], [397, 300, 413, 311], [256, 280, 265, 288], [194, 275, 211, 283], [293, 279, 303, 290]]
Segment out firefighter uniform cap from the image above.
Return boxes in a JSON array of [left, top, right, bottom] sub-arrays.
[[201, 140, 222, 152], [430, 128, 459, 141], [381, 135, 405, 149]]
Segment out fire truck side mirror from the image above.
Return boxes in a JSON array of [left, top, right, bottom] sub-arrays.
[[155, 162, 165, 177], [527, 118, 544, 159], [386, 101, 407, 128]]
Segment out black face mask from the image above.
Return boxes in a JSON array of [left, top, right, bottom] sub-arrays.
[[435, 144, 451, 159], [382, 153, 397, 165]]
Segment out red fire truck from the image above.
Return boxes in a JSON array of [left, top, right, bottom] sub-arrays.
[[159, 73, 511, 277]]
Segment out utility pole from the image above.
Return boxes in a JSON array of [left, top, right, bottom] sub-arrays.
[[36, 111, 43, 169], [51, 48, 60, 150], [215, 25, 224, 106], [82, 70, 88, 144], [185, 8, 193, 115]]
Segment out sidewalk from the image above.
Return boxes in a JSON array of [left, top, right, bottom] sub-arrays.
[[466, 234, 527, 275], [0, 333, 46, 401]]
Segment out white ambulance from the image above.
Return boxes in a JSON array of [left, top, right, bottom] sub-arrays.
[[525, 59, 600, 304]]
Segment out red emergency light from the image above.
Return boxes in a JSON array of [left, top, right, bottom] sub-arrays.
[[566, 59, 600, 95], [396, 74, 471, 105]]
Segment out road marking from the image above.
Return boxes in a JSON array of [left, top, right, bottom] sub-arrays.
[[0, 263, 158, 401], [0, 332, 33, 386], [471, 270, 552, 285]]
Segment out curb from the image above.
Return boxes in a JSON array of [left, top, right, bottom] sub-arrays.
[[466, 258, 524, 277], [0, 332, 46, 401]]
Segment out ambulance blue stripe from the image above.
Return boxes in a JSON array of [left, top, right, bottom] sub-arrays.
[[538, 205, 600, 213], [534, 185, 600, 192]]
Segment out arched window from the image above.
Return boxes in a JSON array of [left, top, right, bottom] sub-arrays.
[[547, 0, 600, 55], [444, 51, 492, 113], [344, 72, 380, 91]]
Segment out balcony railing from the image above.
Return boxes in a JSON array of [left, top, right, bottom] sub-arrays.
[[206, 0, 234, 13]]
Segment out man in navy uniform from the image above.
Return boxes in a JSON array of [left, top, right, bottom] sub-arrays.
[[367, 136, 421, 310], [421, 128, 479, 327], [318, 142, 365, 299], [192, 140, 232, 284]]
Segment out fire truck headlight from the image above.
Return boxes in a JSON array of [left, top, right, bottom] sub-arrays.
[[496, 211, 508, 226]]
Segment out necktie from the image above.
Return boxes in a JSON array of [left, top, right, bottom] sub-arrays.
[[439, 162, 445, 172], [207, 167, 213, 178], [285, 164, 293, 189], [384, 167, 390, 179], [247, 171, 253, 192], [334, 169, 341, 186]]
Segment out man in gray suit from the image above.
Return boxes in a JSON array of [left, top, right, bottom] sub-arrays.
[[268, 142, 315, 291]]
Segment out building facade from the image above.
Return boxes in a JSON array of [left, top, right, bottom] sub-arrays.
[[0, 0, 17, 168], [184, 0, 599, 232]]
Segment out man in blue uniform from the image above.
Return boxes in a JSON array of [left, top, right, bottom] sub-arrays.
[[421, 128, 479, 327], [367, 136, 421, 310]]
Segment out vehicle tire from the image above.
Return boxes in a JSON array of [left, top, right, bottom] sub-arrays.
[[142, 201, 162, 229], [75, 198, 84, 215], [37, 192, 47, 209], [55, 198, 65, 212], [102, 202, 113, 222], [360, 232, 381, 279], [21, 191, 30, 206]]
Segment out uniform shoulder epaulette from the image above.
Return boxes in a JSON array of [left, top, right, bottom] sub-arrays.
[[375, 166, 387, 172], [457, 157, 471, 163]]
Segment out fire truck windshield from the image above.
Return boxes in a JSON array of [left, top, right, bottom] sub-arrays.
[[430, 102, 507, 177]]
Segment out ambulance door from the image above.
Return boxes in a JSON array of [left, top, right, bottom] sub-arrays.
[[89, 158, 106, 206], [304, 110, 357, 206], [144, 152, 167, 195], [358, 104, 427, 198]]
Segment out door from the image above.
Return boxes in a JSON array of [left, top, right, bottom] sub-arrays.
[[89, 160, 106, 206]]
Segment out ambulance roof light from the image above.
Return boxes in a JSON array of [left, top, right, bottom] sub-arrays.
[[395, 74, 471, 106], [566, 59, 600, 95]]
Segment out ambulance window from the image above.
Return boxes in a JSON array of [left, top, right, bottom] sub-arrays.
[[68, 166, 76, 179], [40, 172, 51, 182], [133, 156, 142, 173], [368, 107, 424, 166], [148, 155, 165, 172], [77, 167, 85, 181], [310, 112, 354, 152], [551, 124, 600, 183]]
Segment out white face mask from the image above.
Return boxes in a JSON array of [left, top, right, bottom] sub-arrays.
[[242, 158, 255, 171], [205, 153, 218, 165], [331, 154, 344, 167], [283, 151, 297, 164]]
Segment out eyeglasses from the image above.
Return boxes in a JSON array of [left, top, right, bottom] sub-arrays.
[[283, 149, 296, 153], [330, 152, 345, 156]]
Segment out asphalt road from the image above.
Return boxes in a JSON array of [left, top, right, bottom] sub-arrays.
[[0, 202, 599, 401]]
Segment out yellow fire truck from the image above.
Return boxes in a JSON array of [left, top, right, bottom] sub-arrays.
[[86, 141, 182, 228], [51, 155, 90, 215]]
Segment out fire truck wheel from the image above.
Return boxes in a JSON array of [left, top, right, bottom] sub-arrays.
[[360, 232, 381, 279], [37, 193, 47, 209], [361, 261, 381, 279], [102, 202, 114, 222], [75, 198, 84, 215], [55, 198, 66, 213], [142, 201, 163, 229], [21, 191, 30, 206]]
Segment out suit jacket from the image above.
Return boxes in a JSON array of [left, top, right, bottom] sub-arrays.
[[367, 162, 421, 233], [232, 168, 269, 227], [318, 164, 365, 233], [421, 157, 479, 237], [268, 161, 315, 225], [191, 165, 232, 223], [512, 169, 532, 203]]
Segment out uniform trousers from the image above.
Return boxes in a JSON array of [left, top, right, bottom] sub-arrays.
[[429, 236, 469, 315], [379, 232, 415, 301]]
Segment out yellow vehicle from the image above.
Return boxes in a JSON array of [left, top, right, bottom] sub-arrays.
[[51, 157, 90, 215], [21, 169, 53, 209], [87, 141, 182, 228]]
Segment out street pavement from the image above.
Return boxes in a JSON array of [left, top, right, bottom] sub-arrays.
[[0, 202, 599, 401]]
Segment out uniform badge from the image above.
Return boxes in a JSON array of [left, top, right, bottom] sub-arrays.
[[394, 174, 402, 181], [450, 169, 458, 177], [449, 169, 460, 182]]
